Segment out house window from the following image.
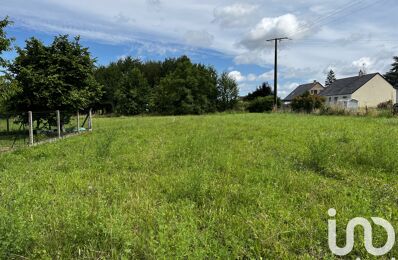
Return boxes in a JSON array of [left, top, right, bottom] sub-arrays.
[[343, 96, 348, 99], [334, 97, 338, 103], [329, 97, 332, 102]]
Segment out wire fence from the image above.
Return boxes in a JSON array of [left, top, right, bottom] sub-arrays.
[[0, 110, 92, 152], [0, 114, 28, 151]]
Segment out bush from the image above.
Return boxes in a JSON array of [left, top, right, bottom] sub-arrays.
[[233, 100, 248, 113], [319, 106, 396, 118], [291, 92, 325, 113], [244, 82, 273, 101], [319, 106, 350, 116], [247, 96, 277, 113], [377, 100, 393, 109]]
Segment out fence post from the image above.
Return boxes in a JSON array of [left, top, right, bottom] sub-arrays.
[[6, 116, 10, 133], [88, 109, 93, 131], [77, 111, 80, 133], [28, 111, 34, 145], [56, 110, 61, 138]]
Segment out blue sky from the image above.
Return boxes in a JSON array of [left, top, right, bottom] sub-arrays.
[[1, 0, 397, 97]]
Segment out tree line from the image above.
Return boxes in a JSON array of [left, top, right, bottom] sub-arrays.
[[0, 17, 245, 118], [2, 16, 398, 120], [94, 56, 240, 115]]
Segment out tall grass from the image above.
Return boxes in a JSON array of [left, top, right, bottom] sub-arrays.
[[0, 114, 397, 258]]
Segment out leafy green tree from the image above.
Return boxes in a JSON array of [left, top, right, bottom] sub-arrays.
[[216, 72, 239, 111], [95, 57, 141, 113], [291, 91, 325, 113], [0, 17, 14, 112], [325, 69, 336, 88], [139, 60, 162, 88], [244, 82, 273, 101], [8, 35, 102, 126], [247, 96, 278, 113], [0, 76, 19, 113], [385, 57, 398, 89], [95, 55, 219, 115], [115, 68, 151, 115], [154, 56, 217, 115], [0, 17, 13, 69]]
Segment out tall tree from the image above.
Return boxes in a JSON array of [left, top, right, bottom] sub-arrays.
[[139, 60, 162, 88], [94, 55, 220, 115], [216, 72, 239, 111], [154, 56, 217, 115], [95, 57, 141, 112], [244, 82, 273, 101], [0, 17, 14, 112], [0, 17, 13, 69], [115, 68, 151, 115], [385, 57, 398, 89], [325, 69, 336, 88], [8, 35, 102, 125]]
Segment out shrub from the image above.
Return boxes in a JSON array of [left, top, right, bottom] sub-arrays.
[[247, 96, 277, 113], [319, 106, 349, 116], [377, 100, 393, 109], [244, 82, 273, 101], [233, 100, 248, 112], [319, 106, 395, 118], [291, 92, 325, 113]]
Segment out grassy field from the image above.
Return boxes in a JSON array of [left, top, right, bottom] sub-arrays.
[[1, 113, 398, 259]]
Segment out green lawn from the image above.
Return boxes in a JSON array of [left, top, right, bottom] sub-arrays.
[[1, 114, 398, 259]]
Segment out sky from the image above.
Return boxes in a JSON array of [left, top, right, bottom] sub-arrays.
[[1, 0, 397, 97]]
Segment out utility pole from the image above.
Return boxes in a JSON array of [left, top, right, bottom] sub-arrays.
[[267, 37, 290, 110]]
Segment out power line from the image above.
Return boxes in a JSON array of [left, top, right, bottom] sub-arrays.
[[289, 0, 387, 38], [287, 41, 397, 47], [289, 0, 367, 38]]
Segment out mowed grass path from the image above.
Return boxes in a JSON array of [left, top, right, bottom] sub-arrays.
[[1, 114, 398, 258]]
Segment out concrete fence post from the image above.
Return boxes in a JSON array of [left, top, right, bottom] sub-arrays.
[[28, 111, 33, 145], [56, 110, 61, 138], [88, 109, 93, 131]]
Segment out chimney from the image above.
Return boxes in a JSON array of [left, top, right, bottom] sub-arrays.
[[359, 70, 365, 77]]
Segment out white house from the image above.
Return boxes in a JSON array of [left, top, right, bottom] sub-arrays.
[[321, 72, 397, 109]]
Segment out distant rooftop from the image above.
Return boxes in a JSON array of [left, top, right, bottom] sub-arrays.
[[322, 73, 379, 96], [284, 81, 323, 101]]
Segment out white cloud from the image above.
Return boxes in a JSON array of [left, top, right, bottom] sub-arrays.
[[309, 5, 329, 15], [247, 73, 257, 81], [228, 71, 246, 82], [146, 0, 161, 11], [279, 82, 301, 98], [352, 57, 373, 70], [146, 0, 161, 6], [114, 12, 135, 24], [240, 14, 306, 50], [184, 30, 214, 47], [234, 49, 274, 66], [213, 3, 257, 28], [258, 70, 274, 81]]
